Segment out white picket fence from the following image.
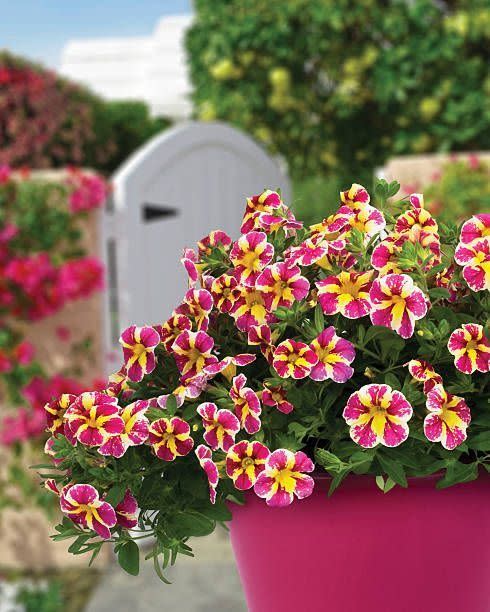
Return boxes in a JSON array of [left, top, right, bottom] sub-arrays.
[[102, 121, 290, 370]]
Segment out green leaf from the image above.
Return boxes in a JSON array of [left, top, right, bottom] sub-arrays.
[[314, 448, 347, 473], [467, 431, 490, 451], [436, 461, 478, 489], [104, 484, 126, 507], [194, 500, 232, 522], [384, 373, 400, 390], [328, 469, 349, 496], [383, 477, 397, 493], [166, 394, 178, 415], [314, 304, 324, 333], [172, 511, 215, 538], [428, 287, 451, 300], [118, 540, 140, 576], [377, 453, 407, 488]]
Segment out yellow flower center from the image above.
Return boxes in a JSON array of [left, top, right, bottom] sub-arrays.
[[439, 404, 460, 428], [273, 468, 298, 493], [242, 251, 260, 270], [391, 294, 405, 305], [340, 279, 361, 298], [188, 347, 203, 363], [288, 352, 301, 363], [242, 457, 255, 469], [465, 339, 479, 352], [132, 343, 147, 358], [245, 290, 264, 307]]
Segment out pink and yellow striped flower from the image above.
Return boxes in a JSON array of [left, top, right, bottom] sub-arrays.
[[369, 273, 428, 339], [230, 231, 274, 287], [448, 323, 490, 374], [255, 262, 310, 311], [197, 229, 232, 256], [179, 289, 214, 331], [195, 445, 219, 504], [424, 385, 471, 450], [203, 353, 256, 382], [210, 273, 239, 313], [181, 247, 200, 286], [64, 392, 124, 447], [241, 190, 283, 233], [395, 206, 439, 249], [315, 239, 358, 272], [309, 327, 356, 383], [316, 271, 373, 319], [371, 237, 403, 275], [148, 417, 194, 461], [44, 393, 76, 435], [343, 384, 413, 448], [60, 484, 116, 539], [261, 384, 294, 414], [197, 402, 240, 451], [254, 449, 315, 507], [285, 237, 329, 267], [406, 359, 442, 394], [309, 208, 354, 241], [229, 374, 262, 434], [230, 286, 271, 332], [98, 399, 150, 458], [226, 440, 270, 490], [171, 330, 218, 379], [247, 324, 272, 346], [340, 183, 370, 208], [119, 325, 160, 382], [340, 203, 386, 239], [454, 237, 490, 292], [255, 207, 303, 234], [105, 367, 129, 398], [115, 490, 139, 529], [459, 213, 490, 245], [160, 314, 192, 351], [272, 339, 318, 379]]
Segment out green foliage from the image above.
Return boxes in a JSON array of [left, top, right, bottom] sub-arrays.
[[187, 0, 490, 179], [86, 101, 171, 173], [15, 581, 63, 612]]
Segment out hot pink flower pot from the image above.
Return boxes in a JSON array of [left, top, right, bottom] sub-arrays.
[[229, 474, 490, 612]]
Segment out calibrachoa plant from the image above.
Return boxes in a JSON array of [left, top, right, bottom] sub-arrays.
[[42, 179, 489, 579]]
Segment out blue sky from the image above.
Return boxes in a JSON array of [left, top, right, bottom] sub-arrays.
[[0, 0, 192, 67]]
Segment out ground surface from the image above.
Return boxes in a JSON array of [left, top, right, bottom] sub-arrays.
[[87, 531, 247, 612]]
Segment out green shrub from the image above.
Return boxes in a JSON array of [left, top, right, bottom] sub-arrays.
[[87, 100, 171, 173], [423, 156, 490, 221], [187, 0, 490, 180]]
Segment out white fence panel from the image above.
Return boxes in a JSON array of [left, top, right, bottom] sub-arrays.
[[103, 121, 290, 369]]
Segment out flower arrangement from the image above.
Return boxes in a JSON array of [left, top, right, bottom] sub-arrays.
[[43, 180, 489, 578]]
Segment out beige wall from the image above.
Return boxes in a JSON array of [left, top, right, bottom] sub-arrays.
[[382, 152, 490, 191]]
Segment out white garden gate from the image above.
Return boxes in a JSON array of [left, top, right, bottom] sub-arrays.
[[103, 121, 290, 370]]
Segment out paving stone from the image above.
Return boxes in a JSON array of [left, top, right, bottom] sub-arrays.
[[86, 531, 247, 612]]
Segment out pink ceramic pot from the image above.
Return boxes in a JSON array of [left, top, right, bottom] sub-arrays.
[[230, 474, 490, 612]]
